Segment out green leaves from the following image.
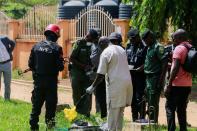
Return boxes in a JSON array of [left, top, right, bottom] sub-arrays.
[[0, 0, 58, 19], [125, 0, 197, 46], [1, 2, 28, 19]]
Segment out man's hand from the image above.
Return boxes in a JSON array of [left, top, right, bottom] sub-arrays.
[[86, 85, 95, 94]]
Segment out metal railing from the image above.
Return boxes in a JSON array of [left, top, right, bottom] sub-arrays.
[[19, 5, 57, 40], [68, 6, 116, 42]]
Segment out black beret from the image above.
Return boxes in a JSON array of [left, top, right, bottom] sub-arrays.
[[142, 29, 154, 39], [127, 28, 139, 38], [89, 29, 98, 39]]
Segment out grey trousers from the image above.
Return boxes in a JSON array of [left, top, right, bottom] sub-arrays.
[[0, 62, 11, 100]]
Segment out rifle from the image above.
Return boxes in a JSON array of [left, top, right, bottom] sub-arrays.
[[18, 57, 70, 76], [18, 68, 31, 76]]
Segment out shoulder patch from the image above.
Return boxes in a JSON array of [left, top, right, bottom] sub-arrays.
[[158, 46, 164, 54], [72, 42, 78, 49]]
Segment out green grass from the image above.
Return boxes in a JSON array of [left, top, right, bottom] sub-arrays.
[[0, 98, 32, 130], [143, 124, 197, 131], [0, 98, 103, 131], [12, 68, 33, 81], [0, 98, 196, 131], [193, 74, 197, 85]]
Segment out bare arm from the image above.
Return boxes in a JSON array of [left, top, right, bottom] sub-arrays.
[[92, 73, 105, 88], [168, 59, 180, 86], [135, 65, 144, 72], [164, 58, 180, 97]]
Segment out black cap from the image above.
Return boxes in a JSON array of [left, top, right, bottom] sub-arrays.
[[173, 29, 187, 40], [94, 28, 101, 37], [116, 33, 122, 42], [98, 36, 110, 45], [142, 29, 154, 40], [109, 32, 118, 40], [109, 32, 122, 42], [89, 29, 98, 39], [127, 28, 139, 39]]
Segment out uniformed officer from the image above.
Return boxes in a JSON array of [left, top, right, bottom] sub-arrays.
[[109, 32, 124, 49], [126, 28, 147, 122], [90, 28, 107, 118], [142, 29, 167, 123], [28, 24, 64, 130], [69, 29, 98, 117]]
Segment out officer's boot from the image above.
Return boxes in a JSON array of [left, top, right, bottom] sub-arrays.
[[30, 126, 39, 131], [30, 118, 39, 131]]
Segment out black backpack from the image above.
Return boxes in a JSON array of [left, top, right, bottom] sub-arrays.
[[181, 44, 197, 73]]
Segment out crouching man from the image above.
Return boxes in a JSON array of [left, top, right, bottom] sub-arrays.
[[28, 24, 64, 130], [86, 37, 133, 131]]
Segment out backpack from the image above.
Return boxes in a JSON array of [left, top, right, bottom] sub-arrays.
[[181, 44, 197, 73]]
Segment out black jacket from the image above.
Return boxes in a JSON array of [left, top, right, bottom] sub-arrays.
[[0, 36, 15, 62], [126, 41, 147, 69], [28, 40, 64, 76]]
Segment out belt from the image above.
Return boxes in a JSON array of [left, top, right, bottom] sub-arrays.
[[0, 60, 10, 64]]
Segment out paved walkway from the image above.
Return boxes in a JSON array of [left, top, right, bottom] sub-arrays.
[[0, 79, 197, 128]]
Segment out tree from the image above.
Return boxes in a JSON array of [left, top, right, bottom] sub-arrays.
[[0, 0, 58, 19], [124, 0, 197, 46]]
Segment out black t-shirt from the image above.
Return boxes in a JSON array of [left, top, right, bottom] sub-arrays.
[[126, 41, 147, 69]]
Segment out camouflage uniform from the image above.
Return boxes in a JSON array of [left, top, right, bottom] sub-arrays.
[[144, 42, 165, 122]]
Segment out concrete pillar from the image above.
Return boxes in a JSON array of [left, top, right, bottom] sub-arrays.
[[8, 20, 20, 69], [113, 19, 130, 47], [8, 20, 19, 40], [57, 19, 70, 78]]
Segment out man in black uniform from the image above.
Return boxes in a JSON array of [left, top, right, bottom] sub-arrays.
[[126, 28, 147, 122], [28, 24, 64, 130], [70, 29, 98, 117]]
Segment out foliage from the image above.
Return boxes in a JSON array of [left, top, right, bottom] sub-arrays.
[[124, 0, 197, 47], [193, 75, 197, 85], [0, 0, 58, 19], [1, 2, 28, 19]]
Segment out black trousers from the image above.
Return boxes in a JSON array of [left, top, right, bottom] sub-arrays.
[[70, 75, 92, 117], [95, 80, 107, 118], [165, 87, 191, 131], [131, 73, 146, 121], [29, 76, 58, 130]]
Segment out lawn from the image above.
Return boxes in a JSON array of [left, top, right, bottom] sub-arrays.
[[12, 68, 33, 81], [0, 98, 197, 131], [0, 98, 103, 131]]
